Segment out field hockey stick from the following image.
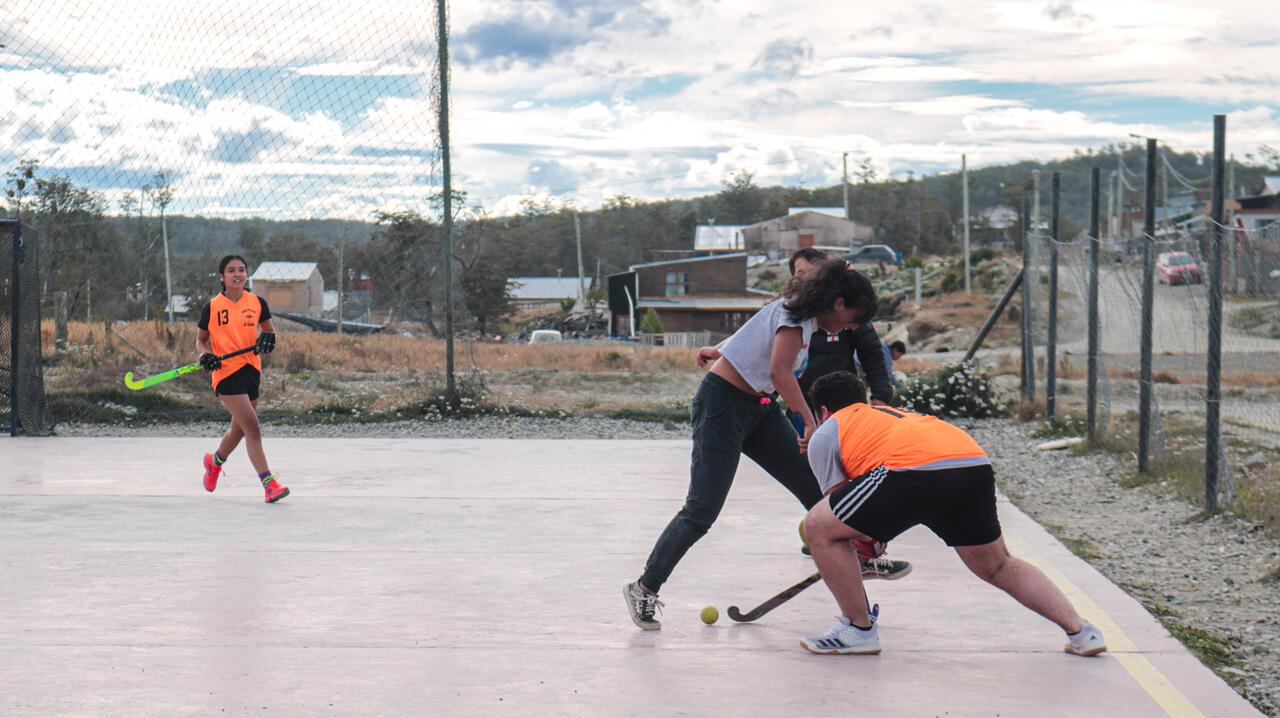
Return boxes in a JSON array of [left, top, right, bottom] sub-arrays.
[[123, 345, 257, 391], [727, 571, 877, 623], [727, 571, 822, 622]]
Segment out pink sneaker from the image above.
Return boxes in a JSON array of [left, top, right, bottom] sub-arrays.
[[263, 476, 290, 504], [202, 453, 222, 492]]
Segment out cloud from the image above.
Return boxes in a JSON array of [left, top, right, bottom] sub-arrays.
[[752, 39, 814, 77], [455, 0, 668, 68]]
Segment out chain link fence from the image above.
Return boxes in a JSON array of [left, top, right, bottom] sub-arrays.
[[2, 1, 472, 426]]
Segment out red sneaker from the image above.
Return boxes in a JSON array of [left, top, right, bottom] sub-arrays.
[[202, 453, 222, 492], [264, 476, 290, 504]]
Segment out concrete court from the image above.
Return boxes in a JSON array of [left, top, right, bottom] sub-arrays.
[[0, 437, 1262, 718]]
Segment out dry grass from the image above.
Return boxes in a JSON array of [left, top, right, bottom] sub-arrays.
[[43, 321, 701, 377]]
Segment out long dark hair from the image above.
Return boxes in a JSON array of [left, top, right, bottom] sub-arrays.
[[218, 254, 248, 291], [782, 259, 877, 322]]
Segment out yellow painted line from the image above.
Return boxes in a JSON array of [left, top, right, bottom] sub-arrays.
[[1005, 532, 1204, 718]]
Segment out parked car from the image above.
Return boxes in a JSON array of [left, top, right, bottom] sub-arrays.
[[528, 329, 563, 344], [844, 244, 900, 267], [1156, 251, 1202, 285]]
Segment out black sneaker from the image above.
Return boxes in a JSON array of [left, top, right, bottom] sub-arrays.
[[624, 581, 664, 630], [860, 557, 912, 581]]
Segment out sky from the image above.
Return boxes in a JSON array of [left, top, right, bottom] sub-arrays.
[[1, 0, 1277, 220]]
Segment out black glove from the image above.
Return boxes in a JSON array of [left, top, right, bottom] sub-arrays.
[[198, 352, 221, 372], [255, 331, 276, 355]]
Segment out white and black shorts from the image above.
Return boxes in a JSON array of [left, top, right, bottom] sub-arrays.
[[827, 464, 1001, 547]]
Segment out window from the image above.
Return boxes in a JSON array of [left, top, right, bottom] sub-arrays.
[[665, 272, 688, 296]]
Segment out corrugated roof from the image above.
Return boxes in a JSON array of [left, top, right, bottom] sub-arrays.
[[694, 225, 747, 250], [630, 253, 747, 270], [637, 296, 771, 310], [788, 207, 846, 218], [251, 261, 319, 281], [508, 276, 584, 300]]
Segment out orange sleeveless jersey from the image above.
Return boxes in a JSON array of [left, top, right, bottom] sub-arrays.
[[199, 292, 269, 389], [832, 404, 987, 479]]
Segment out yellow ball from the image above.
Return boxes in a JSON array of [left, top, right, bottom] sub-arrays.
[[700, 605, 719, 625]]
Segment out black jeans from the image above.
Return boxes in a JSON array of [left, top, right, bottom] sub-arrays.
[[640, 372, 824, 593]]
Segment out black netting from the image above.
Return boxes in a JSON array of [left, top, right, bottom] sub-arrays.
[[0, 223, 54, 435]]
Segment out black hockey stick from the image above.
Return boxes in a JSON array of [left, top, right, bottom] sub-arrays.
[[727, 571, 822, 622]]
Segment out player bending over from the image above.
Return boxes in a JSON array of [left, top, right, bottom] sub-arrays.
[[626, 261, 907, 631], [197, 255, 289, 504], [797, 371, 1105, 657]]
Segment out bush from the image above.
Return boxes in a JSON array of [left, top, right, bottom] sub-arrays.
[[969, 247, 996, 264], [896, 361, 1006, 418], [940, 271, 960, 293], [639, 308, 665, 334], [902, 255, 925, 270]]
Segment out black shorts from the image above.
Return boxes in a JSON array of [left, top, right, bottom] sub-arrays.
[[827, 463, 1001, 547], [214, 365, 261, 401]]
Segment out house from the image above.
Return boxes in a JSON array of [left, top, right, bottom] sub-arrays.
[[165, 294, 192, 317], [508, 276, 587, 309], [606, 253, 771, 340], [693, 224, 747, 252], [740, 210, 874, 255], [250, 261, 324, 316], [1231, 177, 1280, 294]]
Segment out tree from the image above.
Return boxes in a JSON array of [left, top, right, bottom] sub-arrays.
[[461, 254, 514, 336], [714, 170, 765, 224], [4, 159, 38, 221], [639, 308, 664, 334]]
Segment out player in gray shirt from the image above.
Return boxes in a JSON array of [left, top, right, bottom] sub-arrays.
[[626, 260, 884, 630]]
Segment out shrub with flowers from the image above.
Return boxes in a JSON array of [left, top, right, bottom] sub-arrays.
[[896, 361, 1005, 419]]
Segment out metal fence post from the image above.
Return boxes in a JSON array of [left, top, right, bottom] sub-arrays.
[[1087, 167, 1101, 444], [1138, 139, 1157, 473], [1046, 172, 1060, 419], [1206, 115, 1227, 511], [9, 221, 20, 437], [1021, 184, 1035, 404]]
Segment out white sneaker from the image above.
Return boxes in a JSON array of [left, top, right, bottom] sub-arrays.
[[624, 581, 664, 630], [800, 616, 881, 655], [1064, 622, 1107, 656]]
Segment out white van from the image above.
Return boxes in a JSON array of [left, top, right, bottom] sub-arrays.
[[528, 329, 563, 345]]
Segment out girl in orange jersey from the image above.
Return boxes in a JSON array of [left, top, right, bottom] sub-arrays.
[[196, 255, 289, 503]]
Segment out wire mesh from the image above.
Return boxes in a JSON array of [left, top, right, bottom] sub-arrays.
[[1034, 212, 1280, 475], [2, 2, 452, 427], [0, 223, 54, 435]]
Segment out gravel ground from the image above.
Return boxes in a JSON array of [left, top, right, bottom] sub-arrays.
[[51, 415, 1280, 714], [52, 415, 692, 440], [967, 418, 1280, 717]]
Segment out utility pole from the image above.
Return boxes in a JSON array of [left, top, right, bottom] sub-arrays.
[[1107, 171, 1116, 246], [1227, 154, 1237, 292], [842, 152, 851, 220], [1161, 147, 1169, 233], [1116, 155, 1125, 240], [160, 204, 172, 322], [337, 226, 345, 335], [574, 213, 586, 305], [962, 153, 971, 295]]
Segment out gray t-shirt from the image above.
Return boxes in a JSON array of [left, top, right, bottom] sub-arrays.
[[719, 298, 817, 393]]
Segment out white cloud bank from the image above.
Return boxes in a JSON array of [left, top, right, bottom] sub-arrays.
[[0, 0, 1276, 218]]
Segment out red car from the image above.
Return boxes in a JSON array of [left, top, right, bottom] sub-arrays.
[[1156, 251, 1202, 285]]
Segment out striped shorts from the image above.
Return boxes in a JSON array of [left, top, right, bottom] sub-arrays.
[[827, 464, 1001, 547]]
